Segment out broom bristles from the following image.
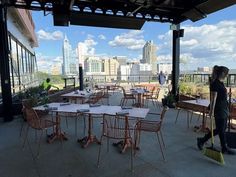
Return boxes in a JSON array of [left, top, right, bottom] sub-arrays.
[[203, 147, 225, 165]]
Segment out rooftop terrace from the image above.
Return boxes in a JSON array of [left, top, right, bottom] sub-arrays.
[[1, 89, 236, 177]]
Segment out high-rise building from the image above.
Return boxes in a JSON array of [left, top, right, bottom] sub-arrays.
[[84, 56, 104, 75], [142, 40, 157, 74], [62, 35, 78, 76], [113, 56, 127, 80], [102, 58, 119, 81]]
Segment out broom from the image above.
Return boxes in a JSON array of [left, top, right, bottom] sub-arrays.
[[203, 92, 225, 165]]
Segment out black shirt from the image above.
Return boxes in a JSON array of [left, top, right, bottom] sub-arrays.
[[210, 79, 229, 119]]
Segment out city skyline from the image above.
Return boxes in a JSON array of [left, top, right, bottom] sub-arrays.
[[33, 5, 236, 73]]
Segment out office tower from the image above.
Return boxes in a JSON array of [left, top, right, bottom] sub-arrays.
[[62, 35, 78, 76], [102, 58, 119, 81], [84, 56, 103, 74], [142, 40, 157, 74]]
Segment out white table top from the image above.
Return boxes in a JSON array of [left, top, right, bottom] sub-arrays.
[[34, 103, 149, 119], [61, 90, 93, 98], [130, 88, 148, 94], [96, 83, 116, 87], [182, 99, 210, 107]]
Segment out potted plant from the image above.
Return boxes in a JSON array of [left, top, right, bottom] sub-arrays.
[[162, 93, 176, 108], [13, 85, 48, 115]]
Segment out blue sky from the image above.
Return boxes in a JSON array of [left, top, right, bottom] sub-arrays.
[[33, 5, 236, 72]]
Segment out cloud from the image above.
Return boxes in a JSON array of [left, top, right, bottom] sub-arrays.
[[180, 39, 198, 47], [36, 53, 62, 73], [108, 30, 145, 50], [157, 20, 236, 69], [98, 34, 106, 40], [37, 30, 63, 40], [78, 35, 98, 55]]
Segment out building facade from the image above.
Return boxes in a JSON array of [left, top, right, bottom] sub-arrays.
[[62, 35, 78, 76], [157, 63, 172, 75], [84, 56, 104, 74], [103, 58, 119, 81], [142, 40, 157, 74], [6, 8, 38, 94]]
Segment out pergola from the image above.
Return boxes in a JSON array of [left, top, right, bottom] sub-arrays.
[[0, 0, 235, 121]]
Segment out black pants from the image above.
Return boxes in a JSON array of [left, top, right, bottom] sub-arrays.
[[202, 117, 227, 149]]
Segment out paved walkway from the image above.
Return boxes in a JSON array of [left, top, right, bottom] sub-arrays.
[[0, 91, 235, 177]]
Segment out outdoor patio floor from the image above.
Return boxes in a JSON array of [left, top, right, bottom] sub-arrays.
[[0, 90, 236, 177]]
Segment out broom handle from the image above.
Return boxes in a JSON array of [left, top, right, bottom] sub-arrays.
[[210, 92, 217, 146], [228, 87, 232, 132]]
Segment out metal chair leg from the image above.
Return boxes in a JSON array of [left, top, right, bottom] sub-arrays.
[[66, 117, 69, 129], [190, 111, 194, 123], [187, 111, 190, 128], [23, 125, 29, 149], [156, 132, 165, 161], [160, 130, 165, 148], [107, 137, 110, 152], [75, 118, 77, 137], [37, 130, 43, 158], [19, 119, 25, 137], [175, 109, 181, 124], [130, 138, 134, 172], [97, 136, 104, 168]]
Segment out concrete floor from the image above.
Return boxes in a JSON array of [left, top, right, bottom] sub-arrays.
[[0, 90, 236, 177]]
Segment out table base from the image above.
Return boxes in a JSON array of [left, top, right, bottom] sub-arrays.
[[113, 139, 132, 153], [132, 103, 144, 108], [47, 132, 68, 143], [77, 135, 101, 148]]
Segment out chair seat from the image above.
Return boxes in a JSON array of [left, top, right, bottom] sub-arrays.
[[137, 120, 161, 132], [125, 94, 136, 99], [30, 119, 57, 130]]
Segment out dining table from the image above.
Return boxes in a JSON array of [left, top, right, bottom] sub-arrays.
[[33, 103, 149, 152], [176, 99, 210, 132], [95, 83, 117, 105], [61, 89, 93, 104], [130, 88, 149, 108]]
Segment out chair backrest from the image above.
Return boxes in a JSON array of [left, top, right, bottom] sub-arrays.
[[155, 87, 160, 98], [148, 86, 156, 93], [120, 86, 127, 96], [230, 103, 236, 119], [102, 114, 131, 139], [160, 106, 169, 123], [25, 108, 41, 129]]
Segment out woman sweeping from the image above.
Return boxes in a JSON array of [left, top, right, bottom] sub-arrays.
[[197, 66, 235, 155]]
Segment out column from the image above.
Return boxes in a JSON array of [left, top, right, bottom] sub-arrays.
[[171, 24, 180, 97], [0, 6, 13, 121], [79, 64, 83, 91]]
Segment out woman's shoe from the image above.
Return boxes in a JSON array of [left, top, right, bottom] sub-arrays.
[[197, 138, 204, 150], [222, 148, 235, 155]]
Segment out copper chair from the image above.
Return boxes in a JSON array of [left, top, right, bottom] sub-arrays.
[[20, 99, 50, 137], [230, 103, 236, 128], [134, 106, 168, 161], [175, 94, 196, 128], [97, 114, 134, 171], [22, 107, 58, 157], [120, 86, 136, 106], [144, 87, 161, 108], [85, 90, 105, 105]]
